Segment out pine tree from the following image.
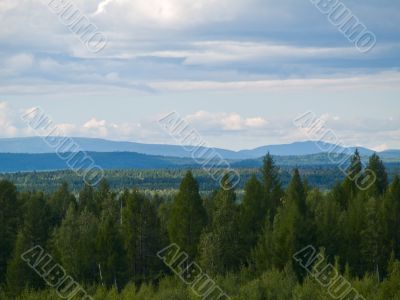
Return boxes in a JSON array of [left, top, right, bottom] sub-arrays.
[[121, 189, 163, 282], [343, 149, 363, 200], [199, 174, 241, 275], [52, 204, 98, 284], [342, 193, 368, 276], [383, 176, 400, 260], [96, 211, 126, 288], [366, 153, 388, 196], [6, 192, 50, 294], [270, 169, 311, 278], [48, 182, 76, 226], [168, 171, 206, 258], [239, 175, 265, 258], [78, 183, 97, 214], [287, 169, 307, 216], [261, 153, 283, 220], [0, 180, 18, 285]]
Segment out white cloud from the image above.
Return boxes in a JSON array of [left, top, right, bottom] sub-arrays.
[[150, 71, 400, 92], [0, 101, 399, 151], [0, 101, 18, 136], [372, 144, 389, 152], [185, 111, 268, 131], [93, 0, 246, 26]]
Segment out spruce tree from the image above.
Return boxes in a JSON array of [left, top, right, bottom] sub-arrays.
[[121, 189, 163, 282], [343, 149, 363, 200], [366, 153, 388, 196], [168, 171, 206, 258], [48, 182, 76, 227], [261, 153, 283, 220], [270, 169, 311, 277], [96, 212, 126, 288], [0, 180, 18, 285], [199, 174, 241, 275], [6, 192, 50, 294], [239, 175, 264, 258]]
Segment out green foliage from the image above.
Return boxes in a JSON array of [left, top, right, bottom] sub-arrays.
[[261, 153, 283, 219], [168, 171, 206, 258], [198, 174, 241, 275], [1, 151, 400, 299], [0, 180, 18, 284]]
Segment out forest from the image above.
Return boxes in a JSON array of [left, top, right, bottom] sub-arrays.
[[1, 150, 400, 299]]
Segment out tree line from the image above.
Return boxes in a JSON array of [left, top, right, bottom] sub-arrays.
[[1, 150, 400, 299]]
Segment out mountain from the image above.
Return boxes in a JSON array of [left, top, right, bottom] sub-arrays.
[[0, 137, 381, 159], [237, 141, 373, 157], [0, 151, 398, 173], [0, 152, 199, 173], [231, 152, 398, 168], [0, 137, 239, 159]]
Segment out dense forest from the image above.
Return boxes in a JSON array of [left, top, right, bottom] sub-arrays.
[[1, 150, 400, 299], [2, 162, 399, 194]]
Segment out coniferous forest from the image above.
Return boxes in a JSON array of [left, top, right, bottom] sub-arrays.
[[1, 151, 400, 299]]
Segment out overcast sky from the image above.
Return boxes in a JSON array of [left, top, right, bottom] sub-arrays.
[[0, 0, 399, 150]]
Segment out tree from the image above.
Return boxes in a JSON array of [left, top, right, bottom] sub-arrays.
[[6, 192, 50, 295], [199, 174, 241, 275], [121, 189, 163, 282], [269, 169, 311, 278], [168, 171, 206, 259], [261, 153, 283, 220], [366, 153, 388, 197], [383, 176, 400, 260], [48, 182, 76, 226], [286, 169, 307, 216], [0, 180, 18, 285], [78, 183, 97, 214], [52, 204, 98, 284], [96, 212, 126, 288], [343, 149, 363, 200], [239, 175, 265, 258], [342, 193, 368, 276]]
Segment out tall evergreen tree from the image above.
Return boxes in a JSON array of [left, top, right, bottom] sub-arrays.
[[6, 192, 50, 295], [342, 193, 368, 276], [199, 174, 241, 275], [168, 171, 206, 259], [48, 182, 76, 226], [0, 180, 18, 285], [52, 204, 98, 284], [121, 189, 163, 282], [96, 212, 126, 288], [269, 169, 311, 278], [383, 176, 400, 260], [343, 149, 363, 200], [366, 153, 388, 196], [78, 183, 97, 214], [261, 153, 283, 220], [239, 175, 265, 258]]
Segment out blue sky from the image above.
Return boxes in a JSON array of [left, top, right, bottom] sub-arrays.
[[0, 0, 399, 150]]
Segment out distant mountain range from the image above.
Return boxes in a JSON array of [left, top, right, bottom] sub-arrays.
[[0, 137, 399, 173], [0, 137, 397, 159]]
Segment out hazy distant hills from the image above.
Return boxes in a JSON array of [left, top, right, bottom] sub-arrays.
[[0, 137, 398, 173], [0, 152, 197, 173], [0, 137, 389, 158]]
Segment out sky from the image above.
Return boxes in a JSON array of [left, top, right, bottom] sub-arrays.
[[0, 0, 399, 151]]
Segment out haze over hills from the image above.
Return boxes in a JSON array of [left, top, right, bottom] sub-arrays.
[[0, 137, 398, 173], [0, 137, 393, 159]]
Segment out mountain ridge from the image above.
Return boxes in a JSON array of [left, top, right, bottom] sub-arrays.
[[0, 137, 393, 159]]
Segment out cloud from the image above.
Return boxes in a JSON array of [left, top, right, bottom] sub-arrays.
[[149, 71, 400, 92], [0, 101, 18, 136], [0, 101, 400, 151], [93, 0, 246, 26], [185, 111, 268, 131]]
